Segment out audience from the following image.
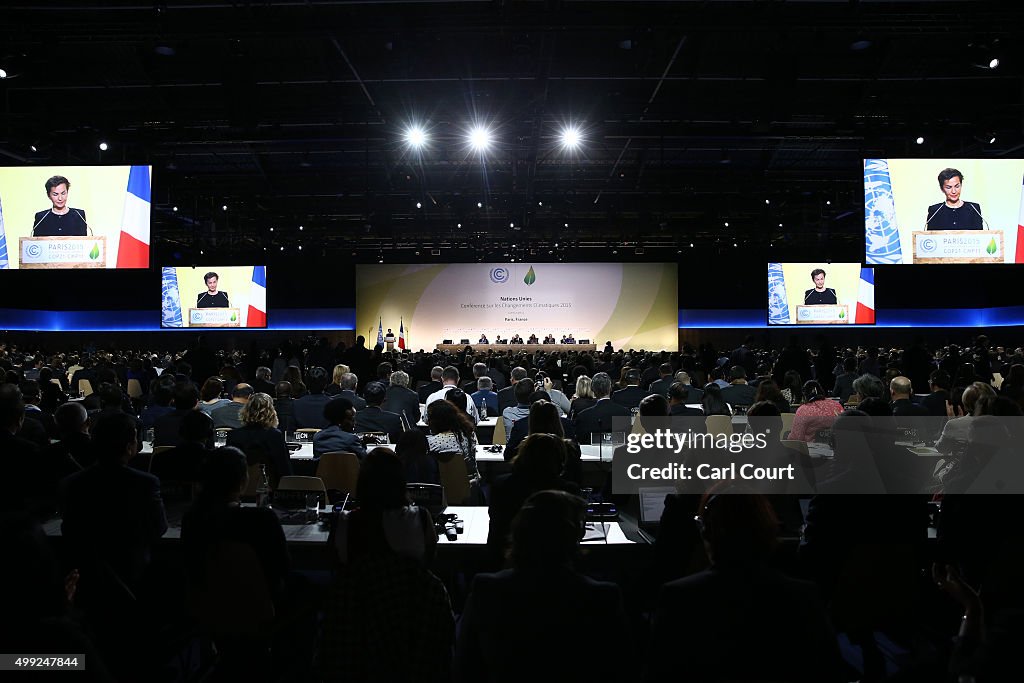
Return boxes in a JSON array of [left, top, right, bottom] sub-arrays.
[[313, 396, 367, 460], [211, 383, 253, 429], [788, 380, 843, 442], [225, 392, 292, 487]]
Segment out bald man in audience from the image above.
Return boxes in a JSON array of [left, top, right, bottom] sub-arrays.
[[889, 376, 928, 417], [211, 383, 253, 428]]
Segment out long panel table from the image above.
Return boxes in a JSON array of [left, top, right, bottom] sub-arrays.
[[435, 343, 596, 353]]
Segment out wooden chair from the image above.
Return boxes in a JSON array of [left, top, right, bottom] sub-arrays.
[[781, 412, 796, 439], [316, 452, 360, 494], [434, 451, 472, 505], [243, 464, 263, 498], [491, 415, 507, 445], [780, 439, 810, 458], [126, 378, 144, 399], [631, 415, 647, 436], [79, 379, 94, 396], [705, 414, 732, 437], [992, 372, 1004, 390], [277, 475, 328, 493]]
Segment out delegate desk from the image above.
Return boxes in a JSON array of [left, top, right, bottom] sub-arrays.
[[435, 343, 596, 354]]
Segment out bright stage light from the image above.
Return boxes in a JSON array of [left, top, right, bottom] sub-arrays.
[[989, 58, 1000, 69], [916, 136, 925, 145], [468, 125, 492, 152], [560, 126, 581, 151], [405, 126, 427, 148], [98, 142, 108, 151]]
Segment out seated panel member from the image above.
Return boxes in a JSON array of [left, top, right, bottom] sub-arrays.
[[926, 167, 983, 231], [527, 334, 539, 345], [803, 268, 837, 306], [197, 271, 230, 308], [33, 175, 88, 237], [510, 334, 524, 344], [543, 334, 556, 344], [479, 333, 489, 344]]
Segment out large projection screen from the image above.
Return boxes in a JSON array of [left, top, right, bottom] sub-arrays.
[[356, 263, 678, 350]]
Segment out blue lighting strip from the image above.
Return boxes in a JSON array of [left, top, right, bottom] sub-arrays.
[[0, 308, 356, 332]]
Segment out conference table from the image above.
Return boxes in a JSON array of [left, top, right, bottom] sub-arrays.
[[435, 343, 596, 354]]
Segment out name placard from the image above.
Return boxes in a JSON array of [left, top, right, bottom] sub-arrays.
[[912, 230, 1003, 264], [795, 304, 849, 324], [19, 236, 107, 269], [187, 308, 241, 327]]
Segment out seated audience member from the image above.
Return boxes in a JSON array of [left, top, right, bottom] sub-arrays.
[[252, 365, 276, 396], [648, 363, 675, 398], [701, 382, 733, 416], [922, 369, 952, 417], [154, 383, 200, 447], [504, 398, 580, 481], [890, 375, 929, 417], [418, 366, 444, 404], [90, 382, 143, 451], [832, 357, 860, 404], [573, 372, 630, 444], [313, 397, 367, 460], [534, 370, 571, 414], [321, 448, 452, 682], [496, 366, 527, 414], [471, 376, 499, 416], [668, 382, 704, 416], [38, 367, 69, 414], [324, 364, 350, 397], [649, 489, 842, 683], [354, 381, 404, 443], [21, 380, 56, 440], [569, 375, 597, 419], [40, 402, 95, 507], [382, 370, 421, 431], [486, 434, 579, 569], [611, 368, 646, 410], [210, 383, 253, 429], [788, 381, 843, 442], [282, 365, 307, 398], [59, 413, 167, 610], [426, 398, 480, 481], [779, 369, 804, 405], [936, 381, 997, 454], [225, 392, 292, 487], [293, 366, 334, 429], [0, 383, 45, 514], [752, 378, 792, 414], [720, 366, 758, 408], [141, 377, 176, 431], [501, 378, 535, 435], [197, 377, 231, 415], [337, 372, 367, 411], [152, 409, 214, 485], [395, 429, 439, 485], [271, 380, 296, 426], [426, 367, 480, 423], [457, 490, 628, 682], [851, 373, 885, 404]]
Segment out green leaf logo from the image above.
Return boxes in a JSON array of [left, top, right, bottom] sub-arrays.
[[523, 266, 536, 286], [986, 238, 997, 255], [230, 313, 237, 322], [838, 309, 845, 319], [88, 243, 100, 260]]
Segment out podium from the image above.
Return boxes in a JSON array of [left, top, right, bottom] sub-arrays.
[[19, 236, 107, 269], [188, 308, 241, 327], [912, 230, 1003, 264], [384, 335, 396, 352], [795, 304, 849, 325]]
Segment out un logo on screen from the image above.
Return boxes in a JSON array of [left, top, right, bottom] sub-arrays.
[[191, 311, 202, 323], [26, 244, 42, 258], [489, 267, 509, 283], [920, 238, 936, 253]]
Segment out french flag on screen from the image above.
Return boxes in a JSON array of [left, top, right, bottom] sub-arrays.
[[855, 267, 875, 324], [115, 166, 151, 268], [247, 266, 267, 328]]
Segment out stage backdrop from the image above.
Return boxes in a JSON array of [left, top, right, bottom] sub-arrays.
[[356, 263, 678, 350]]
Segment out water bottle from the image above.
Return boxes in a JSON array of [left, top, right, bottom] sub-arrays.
[[480, 400, 488, 419], [256, 464, 272, 509]]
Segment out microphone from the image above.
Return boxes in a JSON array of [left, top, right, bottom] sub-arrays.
[[968, 202, 992, 231], [29, 212, 49, 236], [73, 209, 93, 236], [925, 203, 945, 228]]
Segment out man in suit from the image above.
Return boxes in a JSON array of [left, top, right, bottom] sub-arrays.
[[417, 366, 444, 404], [611, 369, 646, 410], [273, 380, 297, 433], [90, 382, 144, 451], [59, 412, 167, 607], [574, 373, 631, 444], [721, 366, 758, 408], [354, 381, 404, 443], [729, 336, 758, 379], [382, 370, 421, 431], [154, 382, 200, 447], [252, 366, 276, 396], [831, 357, 859, 404], [462, 363, 489, 394], [673, 371, 703, 403], [210, 383, 253, 429], [890, 376, 928, 417], [293, 367, 336, 429], [501, 379, 535, 436], [922, 369, 951, 417], [0, 383, 47, 514], [497, 367, 528, 415], [471, 377, 499, 416], [668, 382, 705, 417], [648, 363, 675, 398], [338, 372, 368, 411]]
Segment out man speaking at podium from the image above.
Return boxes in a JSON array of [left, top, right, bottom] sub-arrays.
[[926, 168, 983, 231], [804, 268, 837, 305], [32, 175, 88, 236], [197, 272, 229, 308]]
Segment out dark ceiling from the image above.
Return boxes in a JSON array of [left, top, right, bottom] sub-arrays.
[[1, 1, 1021, 262]]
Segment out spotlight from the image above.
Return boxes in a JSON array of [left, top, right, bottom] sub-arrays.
[[98, 141, 108, 151], [564, 223, 568, 228], [509, 222, 515, 228], [416, 202, 422, 209], [279, 246, 284, 251], [299, 225, 303, 231], [764, 199, 770, 205], [989, 136, 997, 144], [724, 221, 729, 227], [0, 68, 6, 79], [690, 243, 694, 248], [559, 126, 582, 151], [457, 223, 462, 228], [916, 136, 925, 145], [989, 58, 1000, 69], [778, 223, 783, 227], [29, 145, 36, 152], [172, 206, 178, 212], [199, 250, 204, 255], [298, 245, 303, 251], [826, 200, 831, 206], [468, 125, 492, 152], [222, 205, 228, 211], [477, 202, 483, 208], [269, 227, 274, 232], [405, 125, 427, 148]]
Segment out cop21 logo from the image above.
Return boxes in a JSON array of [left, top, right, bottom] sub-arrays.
[[920, 238, 937, 253], [25, 243, 42, 258], [489, 267, 509, 283]]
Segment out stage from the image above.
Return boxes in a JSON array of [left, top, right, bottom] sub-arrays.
[[435, 343, 598, 353]]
